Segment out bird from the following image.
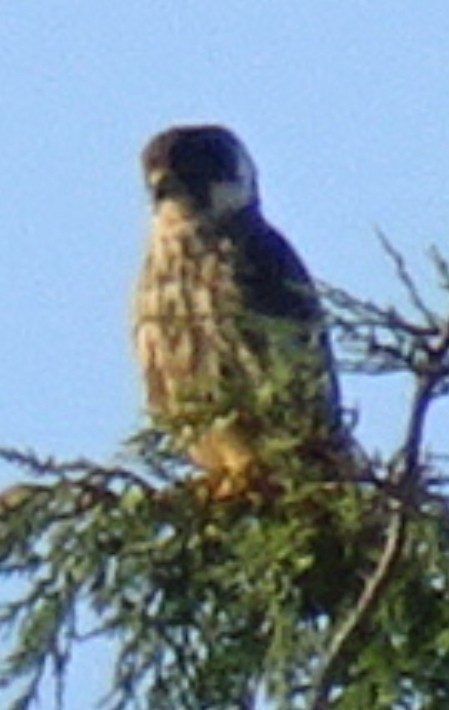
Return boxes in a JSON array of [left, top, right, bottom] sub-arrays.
[[133, 125, 350, 498]]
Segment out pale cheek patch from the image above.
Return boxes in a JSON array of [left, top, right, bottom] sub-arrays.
[[209, 141, 258, 216], [209, 180, 254, 216], [235, 142, 257, 199]]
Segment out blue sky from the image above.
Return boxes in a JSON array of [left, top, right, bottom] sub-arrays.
[[1, 2, 449, 707]]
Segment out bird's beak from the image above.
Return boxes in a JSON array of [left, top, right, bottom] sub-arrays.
[[147, 169, 167, 190], [148, 169, 193, 204]]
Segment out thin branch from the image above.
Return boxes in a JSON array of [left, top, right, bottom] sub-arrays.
[[309, 508, 405, 710], [377, 231, 439, 329], [429, 245, 449, 291], [320, 281, 439, 338], [400, 376, 437, 486], [0, 447, 153, 491]]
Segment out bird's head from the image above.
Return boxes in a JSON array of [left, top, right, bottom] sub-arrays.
[[142, 125, 259, 219]]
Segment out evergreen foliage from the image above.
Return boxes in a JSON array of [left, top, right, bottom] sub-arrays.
[[1, 243, 449, 710]]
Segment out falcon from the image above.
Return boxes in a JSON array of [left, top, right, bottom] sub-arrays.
[[133, 125, 348, 497]]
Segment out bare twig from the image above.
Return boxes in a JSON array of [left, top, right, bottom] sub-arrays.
[[429, 245, 449, 291], [320, 281, 438, 338], [320, 279, 443, 378], [377, 231, 439, 329]]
